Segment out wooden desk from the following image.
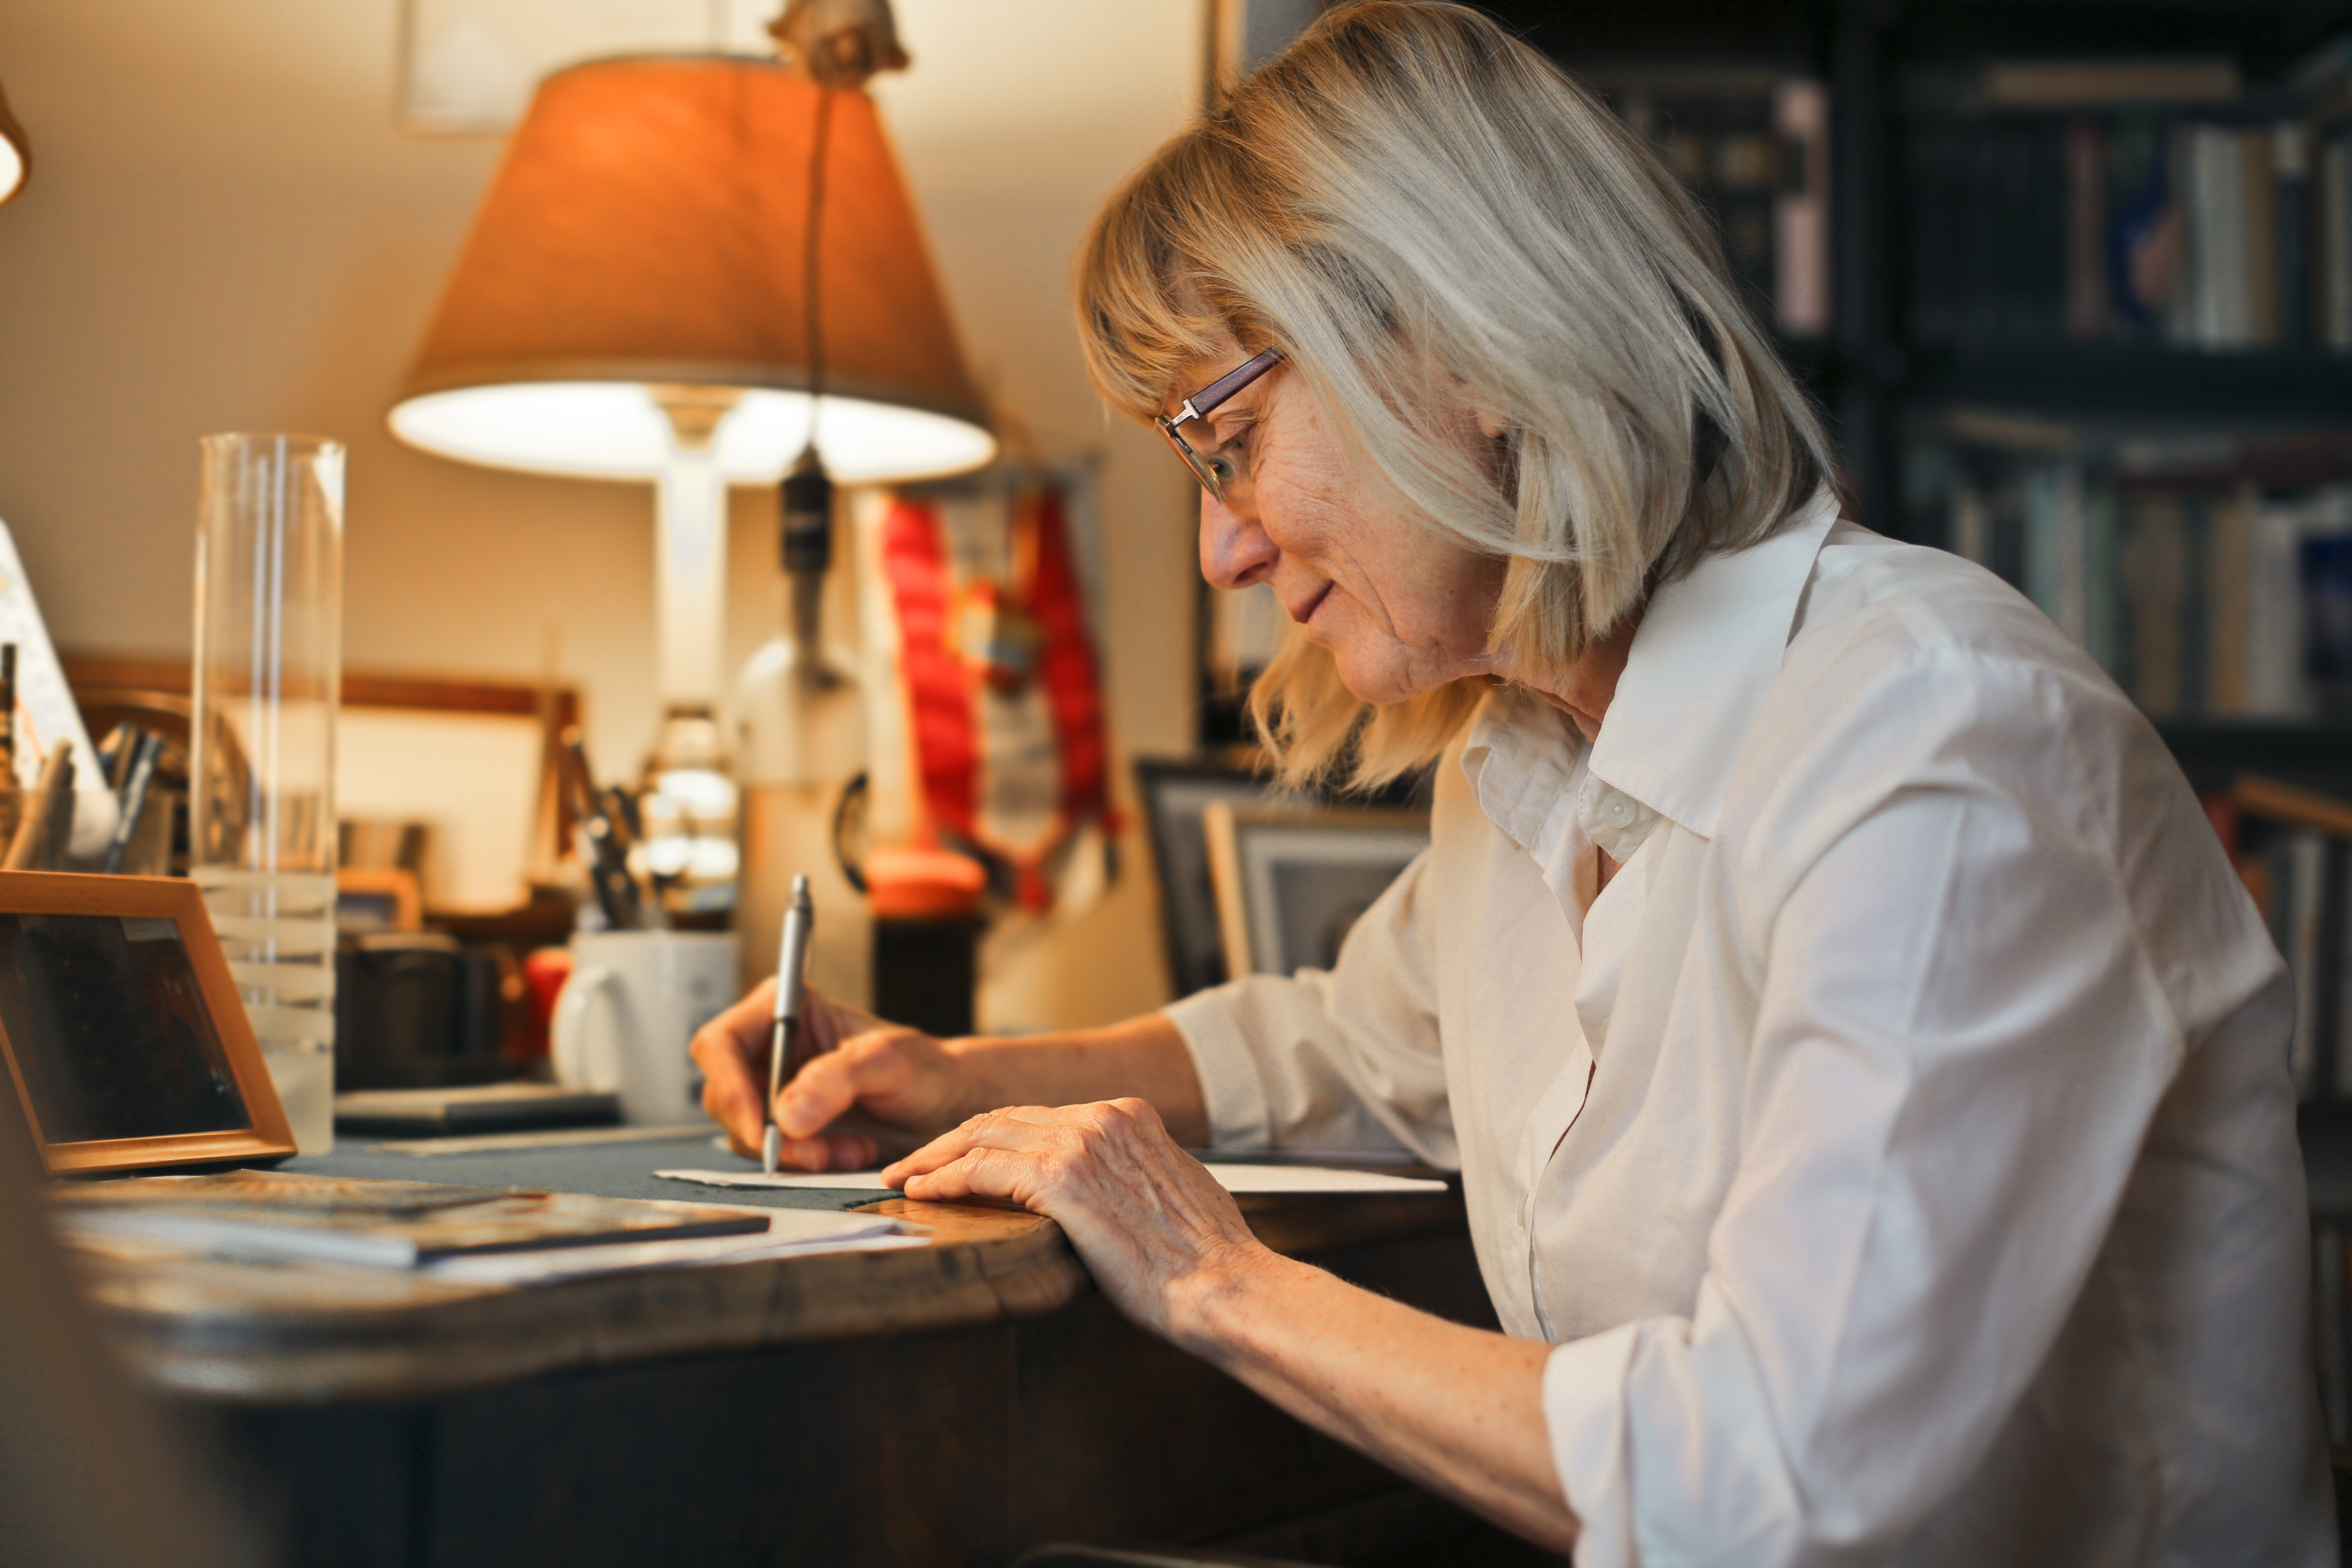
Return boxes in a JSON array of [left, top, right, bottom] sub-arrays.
[[70, 1144, 1521, 1567]]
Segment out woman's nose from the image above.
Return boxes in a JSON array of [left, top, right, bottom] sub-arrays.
[[1198, 489, 1278, 591]]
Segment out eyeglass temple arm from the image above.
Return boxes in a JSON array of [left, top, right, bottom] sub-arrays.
[[1170, 347, 1285, 426]]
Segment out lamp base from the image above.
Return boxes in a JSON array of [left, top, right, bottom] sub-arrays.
[[640, 706, 740, 915]]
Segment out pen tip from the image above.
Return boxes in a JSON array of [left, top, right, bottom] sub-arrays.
[[762, 1125, 781, 1176]]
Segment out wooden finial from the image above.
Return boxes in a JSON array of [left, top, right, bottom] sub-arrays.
[[767, 0, 910, 90]]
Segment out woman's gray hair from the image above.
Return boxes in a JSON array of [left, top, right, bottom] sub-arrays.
[[1077, 0, 1835, 785]]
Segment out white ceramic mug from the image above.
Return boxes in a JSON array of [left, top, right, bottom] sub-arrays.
[[551, 930, 740, 1125]]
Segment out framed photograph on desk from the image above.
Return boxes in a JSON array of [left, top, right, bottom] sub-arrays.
[[0, 871, 295, 1175], [1202, 803, 1429, 979]]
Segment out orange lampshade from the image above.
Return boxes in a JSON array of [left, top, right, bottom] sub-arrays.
[[390, 56, 992, 483]]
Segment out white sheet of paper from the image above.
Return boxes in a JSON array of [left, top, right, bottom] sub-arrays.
[[1201, 1163, 1449, 1193], [654, 1164, 1448, 1195], [0, 518, 117, 853], [421, 1207, 923, 1285]]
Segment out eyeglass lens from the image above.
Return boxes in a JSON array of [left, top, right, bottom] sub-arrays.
[[1162, 347, 1284, 500]]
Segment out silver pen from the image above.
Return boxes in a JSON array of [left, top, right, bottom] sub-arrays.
[[761, 874, 817, 1175]]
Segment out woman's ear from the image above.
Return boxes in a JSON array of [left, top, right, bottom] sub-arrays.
[[1475, 406, 1510, 442]]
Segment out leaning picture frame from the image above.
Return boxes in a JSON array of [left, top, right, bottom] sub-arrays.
[[1133, 758, 1297, 998], [1202, 803, 1431, 981], [0, 871, 296, 1175]]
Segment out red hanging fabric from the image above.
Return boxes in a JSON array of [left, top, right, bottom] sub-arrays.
[[1023, 488, 1116, 836], [879, 496, 979, 843], [877, 481, 1117, 912]]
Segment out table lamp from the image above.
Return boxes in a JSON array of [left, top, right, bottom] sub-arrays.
[[0, 77, 30, 207], [389, 36, 992, 917]]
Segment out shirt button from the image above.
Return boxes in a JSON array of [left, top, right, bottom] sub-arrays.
[[1603, 790, 1633, 824]]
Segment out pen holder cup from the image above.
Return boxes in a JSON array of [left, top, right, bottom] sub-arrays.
[[550, 930, 739, 1126]]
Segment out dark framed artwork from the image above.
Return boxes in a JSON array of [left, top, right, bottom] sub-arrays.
[[1202, 803, 1429, 979]]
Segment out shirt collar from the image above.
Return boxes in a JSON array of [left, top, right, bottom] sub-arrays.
[[1457, 487, 1841, 849], [1587, 487, 1841, 838], [1460, 686, 1583, 851]]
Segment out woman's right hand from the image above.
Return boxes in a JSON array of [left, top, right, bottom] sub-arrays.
[[690, 983, 971, 1171]]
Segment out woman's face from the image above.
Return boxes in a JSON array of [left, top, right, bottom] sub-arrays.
[[1174, 352, 1506, 706]]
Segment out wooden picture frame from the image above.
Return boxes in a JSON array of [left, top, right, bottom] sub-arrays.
[[1202, 803, 1429, 980], [0, 871, 296, 1175], [63, 653, 581, 919]]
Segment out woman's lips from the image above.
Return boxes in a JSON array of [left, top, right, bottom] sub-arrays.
[[1289, 583, 1334, 625]]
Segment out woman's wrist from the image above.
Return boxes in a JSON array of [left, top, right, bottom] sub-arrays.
[[936, 1018, 1209, 1144], [937, 1033, 1022, 1124], [1163, 1237, 1299, 1362]]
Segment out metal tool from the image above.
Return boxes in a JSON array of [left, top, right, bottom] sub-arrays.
[[762, 874, 816, 1175]]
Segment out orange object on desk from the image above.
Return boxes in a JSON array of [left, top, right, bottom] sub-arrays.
[[518, 947, 573, 1058], [865, 846, 986, 920]]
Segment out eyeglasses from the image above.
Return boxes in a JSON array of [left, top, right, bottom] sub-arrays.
[[1157, 347, 1285, 501]]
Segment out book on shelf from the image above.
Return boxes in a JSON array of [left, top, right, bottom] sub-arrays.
[[1904, 45, 2352, 354], [1918, 419, 2351, 721], [1771, 78, 1831, 338], [1977, 59, 2241, 111], [2221, 778, 2352, 1112], [2327, 133, 2352, 349]]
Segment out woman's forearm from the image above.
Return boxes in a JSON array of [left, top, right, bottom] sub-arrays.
[[1179, 1248, 1576, 1551], [939, 1024, 1567, 1539], [947, 1013, 1209, 1146]]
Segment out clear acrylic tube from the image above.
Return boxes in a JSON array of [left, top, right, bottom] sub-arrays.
[[191, 433, 344, 1154]]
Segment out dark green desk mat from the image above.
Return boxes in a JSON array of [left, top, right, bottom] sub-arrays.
[[286, 1132, 885, 1213]]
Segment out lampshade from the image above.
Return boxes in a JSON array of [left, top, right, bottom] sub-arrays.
[[0, 78, 28, 207], [390, 56, 993, 483]]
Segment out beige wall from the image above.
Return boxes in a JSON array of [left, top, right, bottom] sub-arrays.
[[0, 1, 1203, 1026]]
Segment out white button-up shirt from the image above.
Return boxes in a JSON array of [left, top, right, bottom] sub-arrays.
[[1166, 490, 2332, 1566]]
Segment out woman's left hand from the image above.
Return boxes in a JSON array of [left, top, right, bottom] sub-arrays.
[[882, 1098, 1271, 1342]]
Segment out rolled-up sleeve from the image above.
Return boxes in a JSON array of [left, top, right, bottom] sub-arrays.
[[1163, 848, 1455, 1165]]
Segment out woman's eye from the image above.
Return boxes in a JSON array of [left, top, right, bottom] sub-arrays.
[[1208, 423, 1252, 478]]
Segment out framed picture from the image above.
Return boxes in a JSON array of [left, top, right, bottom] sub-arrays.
[[1133, 758, 1295, 998], [397, 0, 775, 132], [0, 871, 296, 1175], [336, 867, 425, 935], [1202, 803, 1429, 979]]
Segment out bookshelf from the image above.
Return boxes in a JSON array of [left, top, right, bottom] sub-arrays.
[[1483, 3, 2350, 512]]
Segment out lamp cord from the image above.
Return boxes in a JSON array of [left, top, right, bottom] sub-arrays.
[[801, 83, 836, 445]]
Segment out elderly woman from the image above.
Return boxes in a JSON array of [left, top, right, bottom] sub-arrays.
[[694, 5, 2327, 1561]]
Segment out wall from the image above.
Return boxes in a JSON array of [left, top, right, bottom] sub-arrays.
[[0, 1, 1204, 1027]]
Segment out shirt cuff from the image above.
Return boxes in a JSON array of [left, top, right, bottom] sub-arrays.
[[1543, 1325, 1642, 1568], [1161, 987, 1273, 1151]]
